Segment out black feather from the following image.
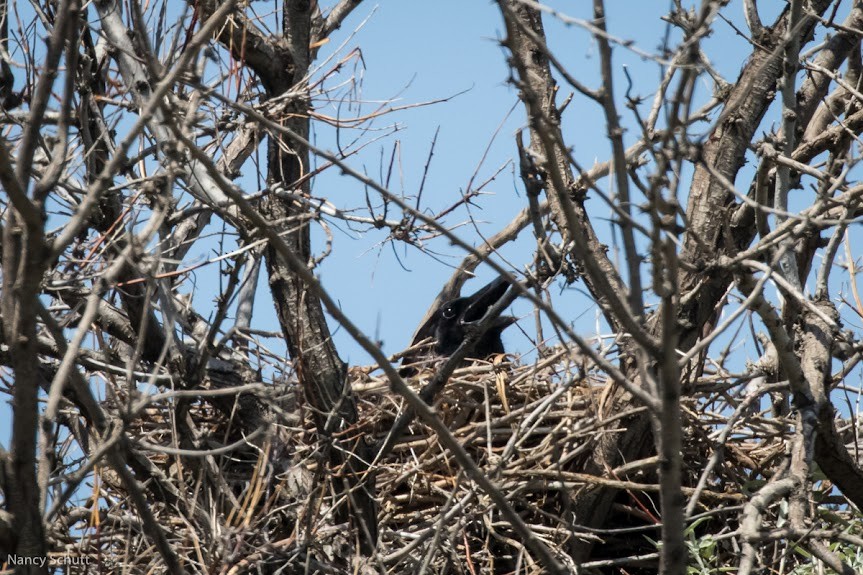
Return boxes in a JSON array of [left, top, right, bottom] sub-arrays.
[[400, 277, 516, 375]]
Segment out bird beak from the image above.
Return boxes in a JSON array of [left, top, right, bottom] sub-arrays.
[[489, 315, 518, 330], [461, 277, 511, 325]]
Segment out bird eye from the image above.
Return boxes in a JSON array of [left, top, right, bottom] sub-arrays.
[[442, 306, 456, 319]]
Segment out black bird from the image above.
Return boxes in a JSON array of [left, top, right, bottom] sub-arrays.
[[399, 277, 516, 375]]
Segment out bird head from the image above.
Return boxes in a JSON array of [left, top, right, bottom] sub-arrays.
[[400, 277, 517, 375], [431, 276, 515, 356]]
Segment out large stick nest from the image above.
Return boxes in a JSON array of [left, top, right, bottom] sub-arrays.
[[53, 347, 847, 574]]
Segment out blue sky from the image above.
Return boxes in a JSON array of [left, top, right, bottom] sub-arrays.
[[290, 1, 761, 365]]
